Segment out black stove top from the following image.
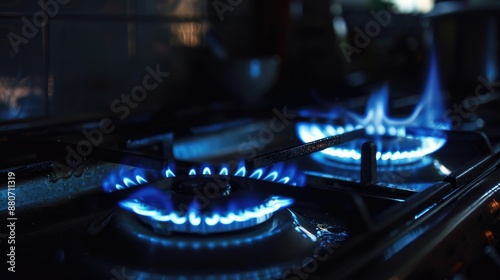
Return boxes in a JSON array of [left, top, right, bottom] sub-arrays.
[[2, 1, 500, 279], [2, 107, 500, 279]]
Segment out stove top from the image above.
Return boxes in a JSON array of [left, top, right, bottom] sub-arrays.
[[2, 107, 499, 279], [2, 52, 500, 279], [2, 1, 500, 279]]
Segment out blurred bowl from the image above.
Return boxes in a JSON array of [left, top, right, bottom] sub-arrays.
[[221, 56, 281, 103]]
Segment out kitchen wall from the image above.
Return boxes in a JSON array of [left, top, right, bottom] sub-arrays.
[[0, 0, 270, 130]]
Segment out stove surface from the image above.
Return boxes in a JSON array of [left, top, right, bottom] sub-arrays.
[[2, 111, 499, 280]]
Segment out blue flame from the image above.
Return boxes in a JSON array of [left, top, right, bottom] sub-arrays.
[[120, 195, 294, 234], [123, 187, 174, 212], [102, 167, 152, 193], [233, 161, 305, 187], [165, 167, 175, 178], [102, 161, 304, 193], [235, 165, 246, 177], [102, 161, 302, 233], [185, 161, 305, 187], [297, 51, 450, 165], [102, 163, 176, 193]]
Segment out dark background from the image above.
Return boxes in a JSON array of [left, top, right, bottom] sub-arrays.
[[0, 0, 499, 135]]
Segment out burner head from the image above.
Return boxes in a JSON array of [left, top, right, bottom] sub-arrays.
[[120, 177, 293, 235], [102, 161, 305, 193], [297, 122, 447, 167], [297, 54, 451, 168], [104, 162, 300, 235], [175, 177, 232, 197]]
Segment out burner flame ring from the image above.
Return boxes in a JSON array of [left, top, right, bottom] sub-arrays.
[[297, 122, 447, 166], [120, 176, 294, 235]]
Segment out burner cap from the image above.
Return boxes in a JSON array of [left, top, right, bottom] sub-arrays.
[[104, 162, 300, 235]]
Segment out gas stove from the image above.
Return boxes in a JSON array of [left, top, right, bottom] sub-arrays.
[[2, 1, 500, 279], [2, 75, 500, 279]]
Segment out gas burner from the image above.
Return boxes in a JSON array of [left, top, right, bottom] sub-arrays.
[[102, 161, 305, 193], [102, 162, 302, 234], [120, 186, 293, 234], [297, 53, 450, 167], [95, 165, 348, 279], [90, 207, 348, 279], [297, 122, 446, 167]]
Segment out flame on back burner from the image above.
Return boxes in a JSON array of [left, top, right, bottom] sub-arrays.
[[297, 51, 450, 166]]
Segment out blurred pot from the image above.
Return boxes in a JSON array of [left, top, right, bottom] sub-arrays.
[[429, 1, 500, 104]]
